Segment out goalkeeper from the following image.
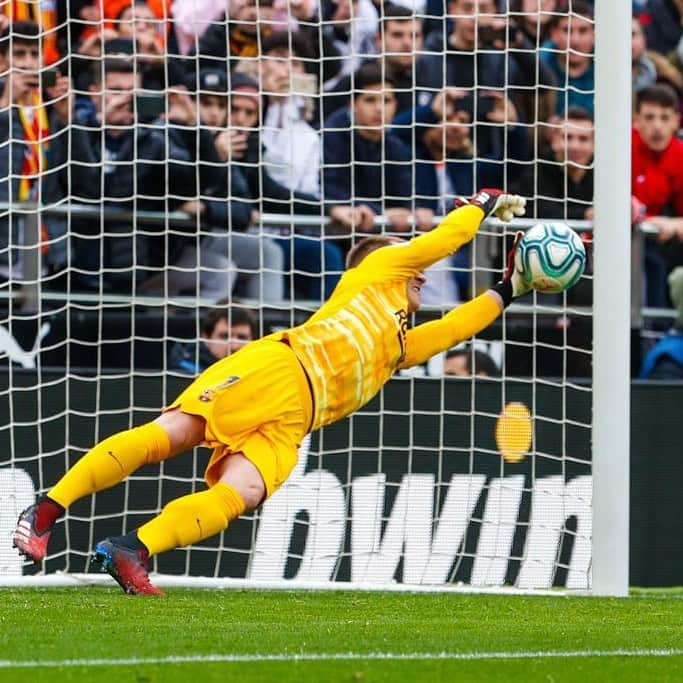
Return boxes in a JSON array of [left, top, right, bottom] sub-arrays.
[[13, 190, 530, 595]]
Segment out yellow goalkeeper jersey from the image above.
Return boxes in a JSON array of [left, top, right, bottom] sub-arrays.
[[270, 204, 502, 431]]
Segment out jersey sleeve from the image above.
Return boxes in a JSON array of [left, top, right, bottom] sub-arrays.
[[398, 292, 502, 369], [359, 204, 485, 278]]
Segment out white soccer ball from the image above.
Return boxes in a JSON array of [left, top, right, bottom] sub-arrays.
[[515, 223, 587, 294]]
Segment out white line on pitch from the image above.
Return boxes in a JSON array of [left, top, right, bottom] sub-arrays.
[[1, 649, 683, 668]]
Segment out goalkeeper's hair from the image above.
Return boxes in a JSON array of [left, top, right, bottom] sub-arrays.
[[0, 20, 40, 56], [346, 235, 402, 269]]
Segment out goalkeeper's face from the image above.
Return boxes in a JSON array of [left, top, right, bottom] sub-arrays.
[[406, 273, 427, 313]]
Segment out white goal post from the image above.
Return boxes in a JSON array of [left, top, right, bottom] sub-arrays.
[[592, 0, 631, 597], [0, 0, 631, 595]]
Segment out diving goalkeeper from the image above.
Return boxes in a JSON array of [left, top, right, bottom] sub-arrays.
[[13, 190, 530, 595]]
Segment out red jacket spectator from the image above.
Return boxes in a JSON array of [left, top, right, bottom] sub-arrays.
[[632, 126, 683, 217]]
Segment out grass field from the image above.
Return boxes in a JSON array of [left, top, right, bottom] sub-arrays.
[[1, 587, 682, 682]]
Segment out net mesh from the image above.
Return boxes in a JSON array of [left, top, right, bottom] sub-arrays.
[[0, 0, 594, 589]]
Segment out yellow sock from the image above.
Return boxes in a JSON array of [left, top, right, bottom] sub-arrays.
[[137, 483, 246, 556], [48, 423, 171, 508]]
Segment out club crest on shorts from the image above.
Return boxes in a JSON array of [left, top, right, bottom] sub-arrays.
[[198, 375, 240, 402]]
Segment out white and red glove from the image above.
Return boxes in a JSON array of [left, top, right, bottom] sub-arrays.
[[455, 189, 527, 222]]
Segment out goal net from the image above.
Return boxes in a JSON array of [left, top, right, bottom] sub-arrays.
[[0, 0, 612, 592]]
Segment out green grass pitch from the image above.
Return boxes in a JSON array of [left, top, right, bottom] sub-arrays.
[[1, 588, 683, 682]]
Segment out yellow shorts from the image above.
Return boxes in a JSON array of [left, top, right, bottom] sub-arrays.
[[167, 339, 313, 498]]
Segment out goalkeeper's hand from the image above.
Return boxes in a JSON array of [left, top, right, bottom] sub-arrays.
[[492, 231, 532, 307], [455, 189, 527, 222]]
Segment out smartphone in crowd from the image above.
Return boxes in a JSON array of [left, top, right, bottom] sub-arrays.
[[135, 93, 166, 121], [41, 68, 58, 90]]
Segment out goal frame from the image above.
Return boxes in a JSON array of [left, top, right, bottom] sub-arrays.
[[592, 0, 631, 597], [0, 3, 633, 596]]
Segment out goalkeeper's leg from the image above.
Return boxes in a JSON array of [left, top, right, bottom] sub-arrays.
[[13, 409, 205, 563], [92, 453, 263, 595]]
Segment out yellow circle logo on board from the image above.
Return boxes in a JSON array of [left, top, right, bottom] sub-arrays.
[[495, 402, 532, 463]]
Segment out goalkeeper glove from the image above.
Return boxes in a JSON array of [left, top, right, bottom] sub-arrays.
[[455, 189, 527, 222], [492, 231, 532, 308]]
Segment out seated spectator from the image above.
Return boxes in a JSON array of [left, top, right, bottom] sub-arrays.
[[444, 346, 500, 377], [169, 305, 258, 374], [0, 21, 90, 279], [510, 0, 557, 46], [226, 73, 349, 301], [323, 3, 424, 119], [632, 17, 683, 102], [142, 68, 285, 303], [513, 106, 594, 220], [540, 0, 594, 116], [639, 267, 683, 379], [417, 0, 556, 125], [69, 57, 196, 294], [632, 84, 683, 307], [259, 32, 321, 195], [323, 61, 419, 234]]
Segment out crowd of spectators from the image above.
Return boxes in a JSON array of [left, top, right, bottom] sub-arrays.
[[0, 0, 680, 312]]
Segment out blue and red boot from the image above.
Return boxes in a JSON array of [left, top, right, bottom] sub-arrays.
[[91, 537, 164, 596]]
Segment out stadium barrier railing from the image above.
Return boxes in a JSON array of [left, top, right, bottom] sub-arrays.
[[0, 201, 661, 324]]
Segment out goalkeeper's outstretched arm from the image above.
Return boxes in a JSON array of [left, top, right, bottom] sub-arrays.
[[361, 190, 526, 277], [398, 231, 532, 370], [398, 292, 503, 369]]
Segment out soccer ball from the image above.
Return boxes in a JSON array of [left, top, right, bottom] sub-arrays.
[[516, 223, 586, 294]]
